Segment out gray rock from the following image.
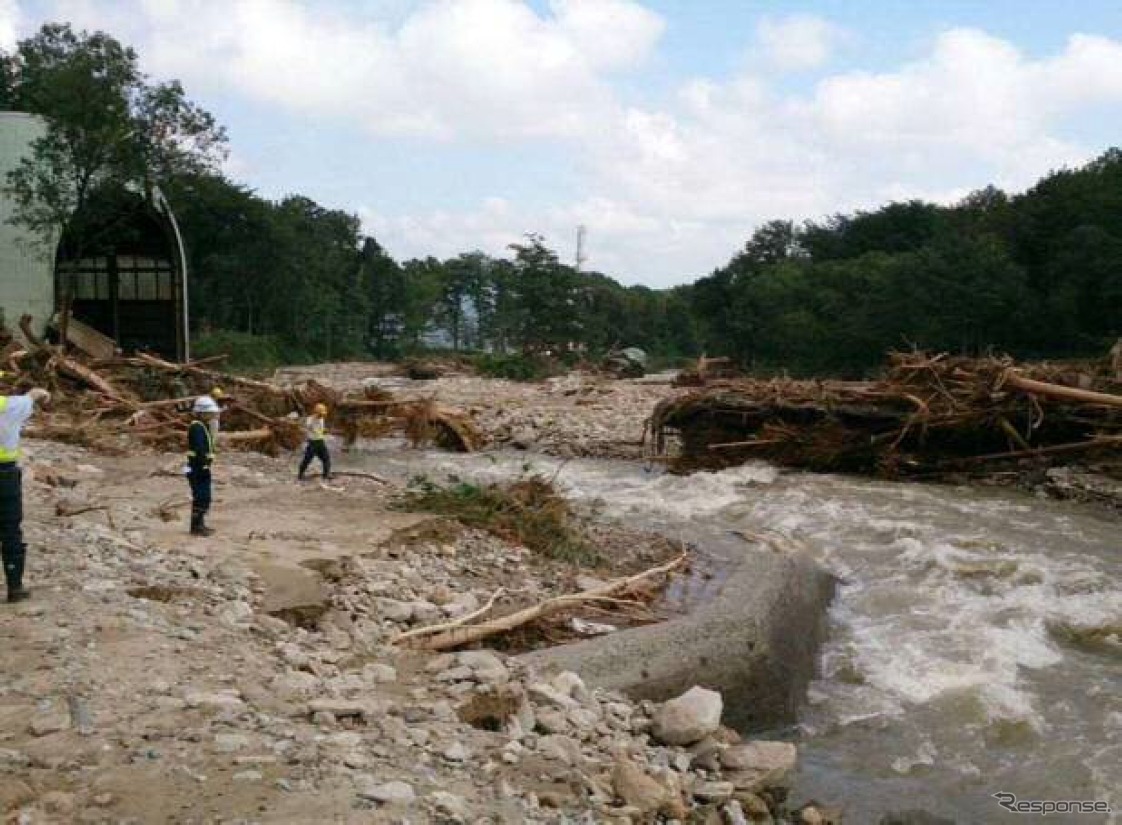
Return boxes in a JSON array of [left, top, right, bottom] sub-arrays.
[[214, 733, 251, 753], [409, 600, 441, 622], [364, 663, 398, 683], [374, 598, 415, 623], [651, 686, 723, 746], [611, 760, 682, 817], [722, 741, 798, 791], [430, 790, 470, 820], [442, 741, 469, 762], [29, 709, 70, 737], [307, 698, 367, 719], [550, 671, 587, 699], [692, 780, 734, 803], [723, 800, 751, 825], [436, 666, 475, 683], [359, 779, 416, 805], [184, 690, 246, 712], [528, 682, 579, 710], [537, 734, 582, 765]]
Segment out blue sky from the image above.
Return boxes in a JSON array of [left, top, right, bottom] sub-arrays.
[[6, 0, 1122, 286]]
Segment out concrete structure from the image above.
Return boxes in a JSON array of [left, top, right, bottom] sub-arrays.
[[0, 112, 54, 334], [522, 543, 836, 731], [0, 112, 190, 359]]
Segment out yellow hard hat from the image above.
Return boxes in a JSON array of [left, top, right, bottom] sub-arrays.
[[313, 403, 328, 416], [211, 386, 225, 399]]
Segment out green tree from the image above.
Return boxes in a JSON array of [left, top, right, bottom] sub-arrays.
[[506, 234, 580, 354], [1, 23, 226, 256]]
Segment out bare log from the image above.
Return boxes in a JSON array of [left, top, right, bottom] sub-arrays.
[[1003, 372, 1122, 409], [216, 427, 272, 445], [707, 438, 784, 450], [391, 588, 507, 646], [56, 356, 133, 402], [394, 553, 688, 651], [17, 314, 43, 348], [944, 435, 1122, 466]]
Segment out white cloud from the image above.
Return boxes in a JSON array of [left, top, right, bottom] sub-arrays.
[[45, 0, 664, 140], [0, 0, 20, 49], [755, 14, 845, 72], [549, 0, 665, 71], [419, 27, 1122, 284]]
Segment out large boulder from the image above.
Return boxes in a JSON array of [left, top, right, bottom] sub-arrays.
[[651, 686, 723, 746]]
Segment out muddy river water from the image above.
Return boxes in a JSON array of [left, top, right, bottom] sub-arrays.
[[363, 445, 1120, 823]]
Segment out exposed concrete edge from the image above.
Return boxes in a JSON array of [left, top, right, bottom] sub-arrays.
[[520, 547, 836, 731]]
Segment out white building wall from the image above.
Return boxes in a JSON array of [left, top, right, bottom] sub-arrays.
[[0, 112, 54, 339]]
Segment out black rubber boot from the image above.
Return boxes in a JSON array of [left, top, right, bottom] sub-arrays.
[[190, 510, 213, 537], [5, 550, 28, 602]]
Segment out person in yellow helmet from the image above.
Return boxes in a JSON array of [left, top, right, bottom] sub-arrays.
[[297, 402, 331, 481], [187, 395, 221, 536]]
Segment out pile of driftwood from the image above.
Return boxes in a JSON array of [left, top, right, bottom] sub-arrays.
[[649, 351, 1122, 478], [1, 314, 484, 456]]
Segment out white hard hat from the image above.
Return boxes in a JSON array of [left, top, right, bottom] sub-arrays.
[[192, 395, 221, 414]]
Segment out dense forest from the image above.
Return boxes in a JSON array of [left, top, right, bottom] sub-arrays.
[[3, 24, 1120, 376]]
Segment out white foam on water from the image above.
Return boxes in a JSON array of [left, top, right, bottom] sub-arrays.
[[556, 461, 781, 521]]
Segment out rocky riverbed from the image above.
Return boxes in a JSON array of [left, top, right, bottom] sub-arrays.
[[1, 436, 824, 823], [274, 363, 685, 459]]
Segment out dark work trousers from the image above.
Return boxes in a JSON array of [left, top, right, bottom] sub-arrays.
[[298, 440, 331, 479], [188, 468, 212, 530], [0, 463, 25, 593]]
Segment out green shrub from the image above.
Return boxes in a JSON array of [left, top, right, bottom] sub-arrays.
[[470, 353, 560, 382], [397, 474, 600, 566], [190, 330, 312, 374]]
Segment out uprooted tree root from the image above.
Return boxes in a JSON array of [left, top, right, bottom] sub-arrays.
[[649, 350, 1122, 480]]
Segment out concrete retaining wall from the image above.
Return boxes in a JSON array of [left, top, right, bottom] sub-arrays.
[[521, 546, 836, 731]]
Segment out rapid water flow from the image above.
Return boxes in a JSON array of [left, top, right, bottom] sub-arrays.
[[362, 445, 1120, 823]]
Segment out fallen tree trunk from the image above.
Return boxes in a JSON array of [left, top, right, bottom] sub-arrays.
[[135, 352, 288, 397], [942, 435, 1122, 466], [1002, 372, 1122, 409], [394, 553, 688, 651], [217, 427, 272, 445]]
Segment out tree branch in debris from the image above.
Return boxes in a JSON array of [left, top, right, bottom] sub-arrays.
[[394, 553, 688, 651]]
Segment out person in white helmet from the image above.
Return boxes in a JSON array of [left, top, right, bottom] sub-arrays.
[[1, 387, 51, 601], [186, 395, 221, 536]]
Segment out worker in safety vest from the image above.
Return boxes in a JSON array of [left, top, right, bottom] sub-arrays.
[[187, 395, 221, 536], [297, 403, 331, 481], [1, 388, 51, 602]]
